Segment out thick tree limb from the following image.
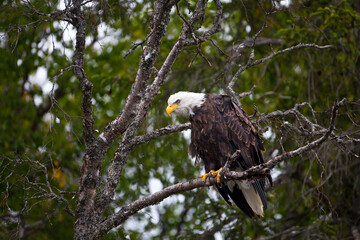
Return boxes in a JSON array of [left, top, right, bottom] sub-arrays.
[[71, 4, 95, 146], [94, 0, 214, 217], [68, 1, 99, 239], [90, 0, 178, 154], [92, 0, 221, 221], [95, 28, 184, 219], [93, 34, 185, 212]]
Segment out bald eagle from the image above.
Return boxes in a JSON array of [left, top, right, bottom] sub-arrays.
[[166, 92, 272, 217]]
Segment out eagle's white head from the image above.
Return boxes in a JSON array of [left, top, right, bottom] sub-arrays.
[[166, 91, 206, 117]]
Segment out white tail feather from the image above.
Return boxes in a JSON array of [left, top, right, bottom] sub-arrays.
[[237, 180, 264, 217]]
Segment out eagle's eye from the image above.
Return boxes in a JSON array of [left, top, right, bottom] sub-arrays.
[[174, 99, 181, 105]]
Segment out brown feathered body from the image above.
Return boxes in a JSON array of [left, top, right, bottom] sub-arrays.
[[188, 94, 271, 217]]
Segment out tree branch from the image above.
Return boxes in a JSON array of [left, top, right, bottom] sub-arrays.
[[130, 123, 191, 148], [94, 1, 225, 231], [176, 2, 212, 67], [94, 0, 183, 218], [94, 0, 219, 218], [226, 42, 333, 106], [69, 0, 98, 239]]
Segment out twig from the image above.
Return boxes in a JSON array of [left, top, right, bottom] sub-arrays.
[[123, 28, 155, 60], [12, 156, 75, 217], [252, 43, 332, 67], [22, 0, 71, 22], [201, 0, 223, 39], [176, 2, 212, 67], [242, 99, 345, 174], [49, 65, 77, 105], [219, 150, 241, 177], [238, 85, 256, 98], [209, 39, 228, 56]]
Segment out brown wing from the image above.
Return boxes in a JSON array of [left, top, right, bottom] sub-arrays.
[[216, 94, 266, 169], [213, 94, 271, 209]]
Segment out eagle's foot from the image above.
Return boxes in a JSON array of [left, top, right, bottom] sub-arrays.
[[199, 168, 224, 183], [210, 168, 223, 183], [199, 172, 211, 182]]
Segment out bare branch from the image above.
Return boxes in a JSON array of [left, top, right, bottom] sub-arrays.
[[181, 0, 223, 46], [238, 85, 256, 99], [226, 43, 332, 107], [245, 99, 346, 173], [176, 2, 212, 66], [22, 0, 72, 22], [3, 156, 75, 217], [94, 0, 186, 218], [226, 37, 286, 53], [130, 123, 191, 147], [251, 43, 332, 67], [123, 27, 155, 59], [94, 0, 180, 149], [261, 224, 319, 240], [200, 0, 223, 39]]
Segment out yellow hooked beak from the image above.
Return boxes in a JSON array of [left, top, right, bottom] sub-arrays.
[[166, 104, 180, 116]]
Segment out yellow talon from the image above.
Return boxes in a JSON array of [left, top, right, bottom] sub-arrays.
[[211, 168, 223, 183], [200, 168, 223, 183], [199, 172, 211, 182]]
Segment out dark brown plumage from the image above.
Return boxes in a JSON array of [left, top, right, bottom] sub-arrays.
[[188, 94, 272, 217], [167, 92, 272, 217]]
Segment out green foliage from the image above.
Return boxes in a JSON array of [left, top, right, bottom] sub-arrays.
[[1, 0, 359, 239]]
